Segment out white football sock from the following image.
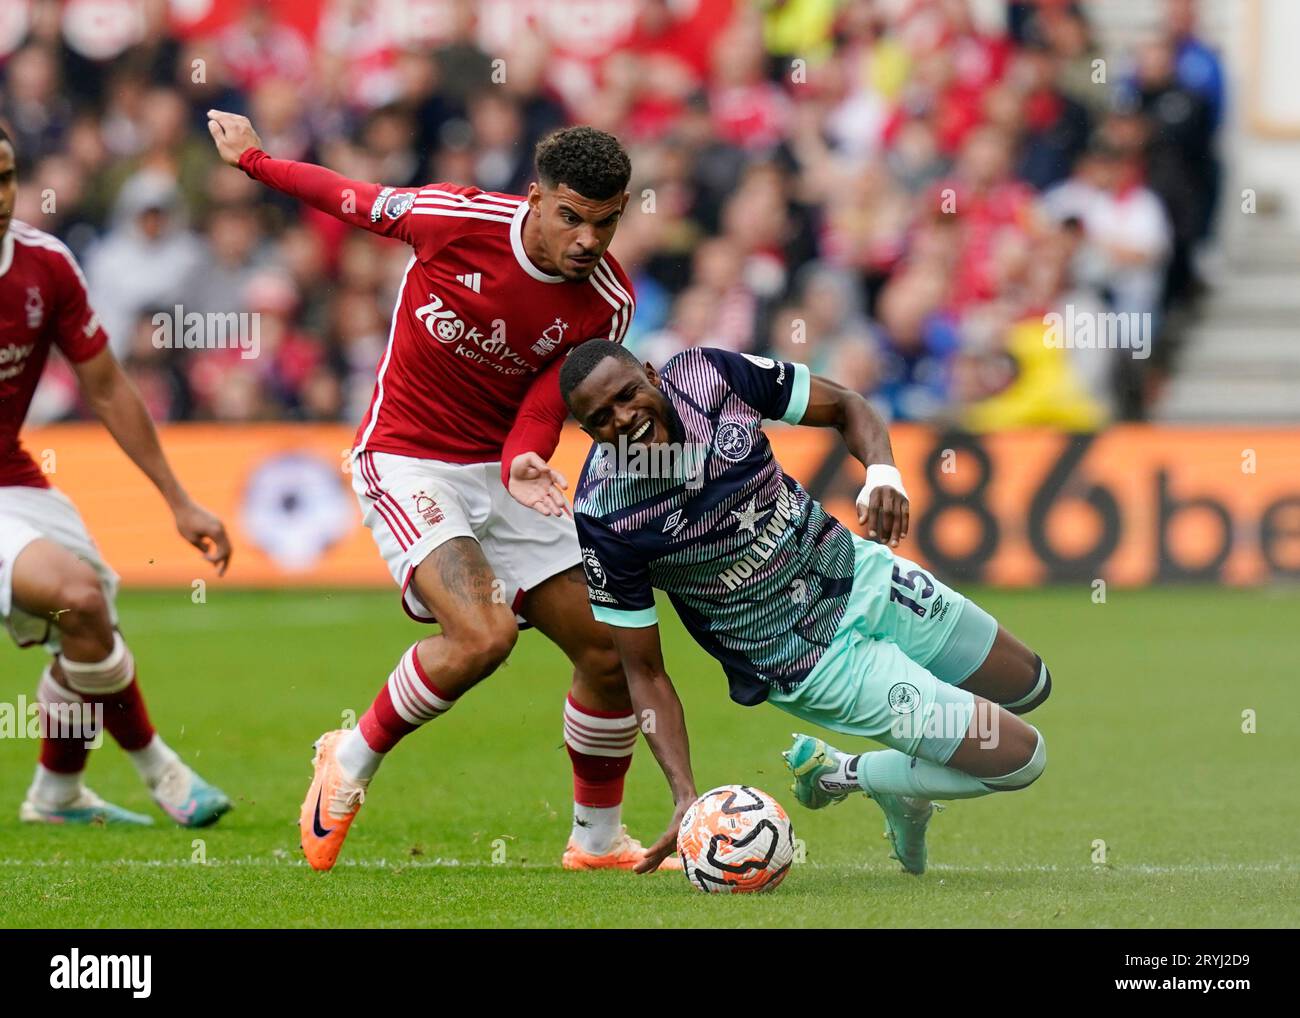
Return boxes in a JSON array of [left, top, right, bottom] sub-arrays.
[[571, 804, 622, 854], [127, 735, 180, 788], [29, 764, 84, 808], [337, 726, 385, 780]]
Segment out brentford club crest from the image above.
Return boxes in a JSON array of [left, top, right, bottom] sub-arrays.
[[715, 421, 752, 461], [888, 682, 921, 715], [531, 318, 568, 357]]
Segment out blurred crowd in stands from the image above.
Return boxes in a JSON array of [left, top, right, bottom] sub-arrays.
[[1, 0, 1226, 429]]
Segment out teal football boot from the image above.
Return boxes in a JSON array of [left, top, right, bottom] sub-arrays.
[[784, 733, 939, 874], [20, 789, 154, 826], [871, 793, 937, 876], [782, 733, 856, 810], [152, 760, 232, 828]]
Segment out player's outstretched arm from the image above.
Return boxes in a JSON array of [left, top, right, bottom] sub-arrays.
[[72, 348, 232, 576], [206, 109, 419, 243], [607, 623, 698, 874], [504, 357, 571, 515], [799, 374, 910, 547]]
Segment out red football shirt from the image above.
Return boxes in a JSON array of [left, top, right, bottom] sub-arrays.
[[238, 150, 636, 468], [0, 221, 109, 489]]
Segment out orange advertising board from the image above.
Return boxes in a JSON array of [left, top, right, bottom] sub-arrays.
[[15, 423, 1300, 588]]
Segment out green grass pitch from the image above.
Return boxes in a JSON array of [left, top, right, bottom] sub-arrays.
[[1, 586, 1296, 928]]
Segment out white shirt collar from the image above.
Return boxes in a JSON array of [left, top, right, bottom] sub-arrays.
[[511, 201, 564, 284], [0, 230, 13, 278]]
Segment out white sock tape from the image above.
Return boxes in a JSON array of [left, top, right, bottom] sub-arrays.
[[58, 633, 134, 695], [37, 665, 84, 705], [982, 729, 1047, 791]]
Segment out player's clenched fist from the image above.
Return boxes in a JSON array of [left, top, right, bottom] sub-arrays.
[[856, 465, 910, 548], [206, 109, 262, 167]]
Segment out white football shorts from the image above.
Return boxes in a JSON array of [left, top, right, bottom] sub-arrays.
[[0, 485, 120, 650], [350, 450, 581, 623]]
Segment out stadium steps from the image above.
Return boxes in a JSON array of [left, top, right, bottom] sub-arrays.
[[1151, 377, 1299, 422], [1151, 263, 1300, 423], [1085, 0, 1235, 51], [1078, 0, 1300, 423]]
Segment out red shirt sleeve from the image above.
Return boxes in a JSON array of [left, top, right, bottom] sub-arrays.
[[589, 254, 636, 344], [49, 243, 109, 363], [499, 256, 637, 486], [238, 148, 473, 260], [500, 356, 569, 487]]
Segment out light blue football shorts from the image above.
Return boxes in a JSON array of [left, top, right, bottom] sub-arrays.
[[767, 535, 999, 765]]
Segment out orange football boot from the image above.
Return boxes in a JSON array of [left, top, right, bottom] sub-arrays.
[[299, 730, 369, 872], [562, 825, 683, 872]]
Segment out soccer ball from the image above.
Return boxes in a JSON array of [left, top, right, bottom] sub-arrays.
[[677, 785, 795, 893]]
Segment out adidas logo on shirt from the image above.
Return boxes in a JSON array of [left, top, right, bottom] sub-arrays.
[[456, 272, 481, 293]]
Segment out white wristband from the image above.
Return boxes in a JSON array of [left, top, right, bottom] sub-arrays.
[[857, 464, 907, 507]]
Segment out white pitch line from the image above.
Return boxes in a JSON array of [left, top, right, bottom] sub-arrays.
[[0, 858, 1294, 874], [926, 863, 1300, 875], [0, 856, 544, 870]]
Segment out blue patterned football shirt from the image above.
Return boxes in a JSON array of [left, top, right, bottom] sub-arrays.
[[573, 348, 857, 705]]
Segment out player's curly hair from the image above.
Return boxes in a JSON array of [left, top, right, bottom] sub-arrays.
[[534, 126, 631, 201], [559, 339, 643, 409]]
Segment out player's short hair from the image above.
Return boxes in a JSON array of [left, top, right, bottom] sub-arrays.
[[534, 126, 631, 201], [559, 339, 643, 410]]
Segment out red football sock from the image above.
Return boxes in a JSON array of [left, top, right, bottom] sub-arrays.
[[36, 666, 91, 775], [92, 679, 155, 751], [563, 694, 636, 808], [58, 634, 155, 752], [358, 644, 457, 754]]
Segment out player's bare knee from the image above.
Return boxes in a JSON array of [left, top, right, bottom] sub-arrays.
[[1005, 653, 1052, 715], [453, 617, 518, 677], [580, 642, 624, 686], [56, 575, 110, 634]]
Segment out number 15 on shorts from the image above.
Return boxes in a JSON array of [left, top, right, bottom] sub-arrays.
[[890, 564, 935, 618]]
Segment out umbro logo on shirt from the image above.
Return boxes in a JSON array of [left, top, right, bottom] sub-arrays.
[[456, 272, 481, 293], [661, 508, 689, 539]]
